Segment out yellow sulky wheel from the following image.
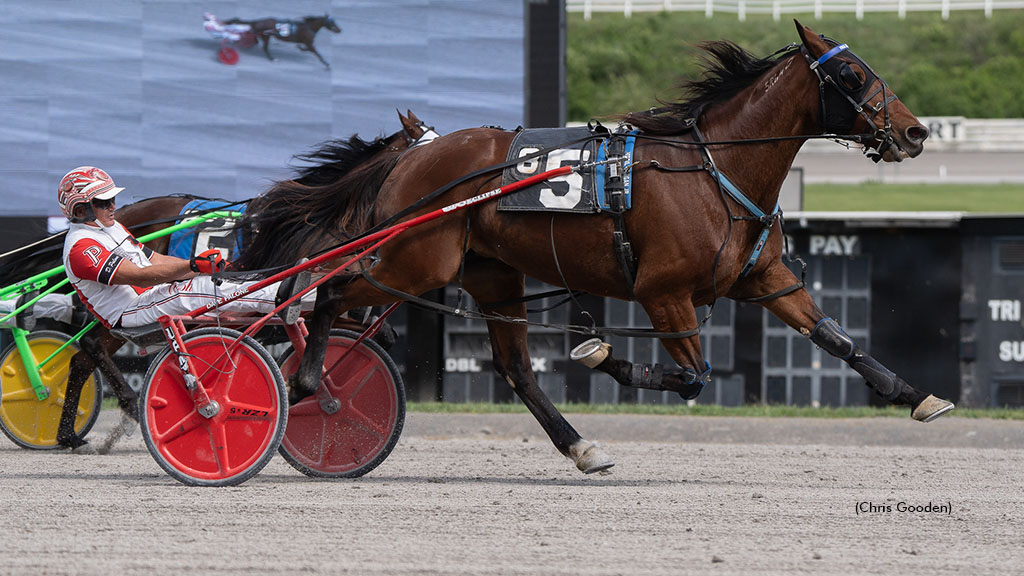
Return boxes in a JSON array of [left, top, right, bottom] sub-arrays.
[[0, 330, 103, 450]]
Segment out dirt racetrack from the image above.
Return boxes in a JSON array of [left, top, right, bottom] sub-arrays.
[[2, 410, 1021, 575]]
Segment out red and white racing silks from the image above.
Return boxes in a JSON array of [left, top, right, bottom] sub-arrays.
[[63, 221, 155, 327], [63, 221, 296, 328]]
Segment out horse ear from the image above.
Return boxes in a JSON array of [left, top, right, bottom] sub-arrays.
[[794, 19, 826, 57], [397, 108, 408, 123], [408, 109, 421, 124]]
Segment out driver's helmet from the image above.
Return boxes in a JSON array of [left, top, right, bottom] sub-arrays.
[[57, 166, 124, 221]]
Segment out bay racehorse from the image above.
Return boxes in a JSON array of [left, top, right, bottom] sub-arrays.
[[237, 22, 955, 475], [225, 15, 340, 68], [0, 111, 431, 449]]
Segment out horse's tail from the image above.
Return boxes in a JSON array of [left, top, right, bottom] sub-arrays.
[[235, 147, 402, 271]]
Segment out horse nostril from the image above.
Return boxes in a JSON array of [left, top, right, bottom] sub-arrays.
[[906, 124, 929, 144]]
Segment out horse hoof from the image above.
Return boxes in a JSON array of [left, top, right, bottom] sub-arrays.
[[568, 440, 615, 474], [911, 395, 955, 422], [570, 338, 611, 369]]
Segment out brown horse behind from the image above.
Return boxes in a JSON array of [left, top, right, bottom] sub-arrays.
[[225, 15, 340, 68], [259, 22, 953, 475], [49, 111, 430, 449]]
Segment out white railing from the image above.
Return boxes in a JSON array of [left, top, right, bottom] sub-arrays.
[[571, 118, 1024, 151], [800, 118, 1024, 152], [568, 0, 1024, 21]]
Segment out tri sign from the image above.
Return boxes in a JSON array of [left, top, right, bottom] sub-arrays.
[[989, 299, 1024, 363]]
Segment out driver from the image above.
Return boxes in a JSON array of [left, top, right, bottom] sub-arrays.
[[56, 166, 310, 452]]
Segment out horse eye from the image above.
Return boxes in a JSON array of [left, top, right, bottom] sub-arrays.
[[839, 64, 864, 91]]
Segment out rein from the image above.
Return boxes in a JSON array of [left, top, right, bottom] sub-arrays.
[[124, 197, 249, 232], [358, 268, 700, 340], [293, 40, 895, 339]]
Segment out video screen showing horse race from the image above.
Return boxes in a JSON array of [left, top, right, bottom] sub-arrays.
[[1, 0, 1022, 574]]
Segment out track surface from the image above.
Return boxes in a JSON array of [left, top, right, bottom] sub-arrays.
[[2, 411, 1021, 575]]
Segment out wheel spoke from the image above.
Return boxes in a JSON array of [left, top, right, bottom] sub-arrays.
[[288, 397, 326, 417], [210, 423, 232, 476], [152, 409, 206, 444], [342, 404, 389, 440], [327, 360, 375, 401], [1, 387, 39, 403], [197, 347, 244, 401]]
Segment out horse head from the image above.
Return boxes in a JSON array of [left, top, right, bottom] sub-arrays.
[[398, 109, 440, 145], [795, 20, 928, 162], [321, 14, 341, 34]]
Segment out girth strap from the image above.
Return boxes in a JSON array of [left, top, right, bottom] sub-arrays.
[[690, 126, 781, 280], [648, 128, 801, 303]]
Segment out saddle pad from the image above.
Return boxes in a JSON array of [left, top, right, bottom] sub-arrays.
[[168, 200, 244, 260], [498, 127, 637, 214], [499, 126, 601, 214]]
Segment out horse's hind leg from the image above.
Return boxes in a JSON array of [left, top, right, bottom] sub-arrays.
[[574, 293, 711, 400], [288, 277, 347, 404], [738, 264, 954, 421], [464, 258, 614, 474]]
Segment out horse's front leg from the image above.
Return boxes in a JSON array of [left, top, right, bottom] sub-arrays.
[[464, 258, 614, 474], [735, 264, 954, 421], [56, 330, 134, 446], [91, 330, 137, 418], [289, 277, 345, 404], [260, 35, 275, 61], [307, 45, 330, 69], [573, 293, 711, 400]]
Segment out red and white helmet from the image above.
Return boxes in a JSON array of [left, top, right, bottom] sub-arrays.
[[57, 166, 124, 221]]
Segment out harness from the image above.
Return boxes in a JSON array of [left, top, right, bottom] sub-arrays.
[[598, 131, 640, 299], [645, 125, 804, 304], [326, 38, 894, 339], [801, 37, 898, 163]]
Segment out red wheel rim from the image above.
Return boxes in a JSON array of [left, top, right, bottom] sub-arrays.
[[218, 46, 239, 65], [145, 334, 281, 482], [281, 334, 401, 475]]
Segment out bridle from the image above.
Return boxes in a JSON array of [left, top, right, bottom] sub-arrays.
[[800, 36, 900, 162]]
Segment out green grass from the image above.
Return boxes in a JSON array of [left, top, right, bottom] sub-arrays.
[[804, 183, 1024, 213], [409, 401, 1024, 420]]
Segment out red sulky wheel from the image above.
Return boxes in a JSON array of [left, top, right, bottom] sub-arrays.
[[218, 46, 239, 65], [278, 329, 405, 478], [140, 328, 287, 487]]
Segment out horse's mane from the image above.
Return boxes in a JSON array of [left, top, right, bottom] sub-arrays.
[[234, 135, 402, 270], [291, 136, 389, 187], [623, 41, 799, 135]]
